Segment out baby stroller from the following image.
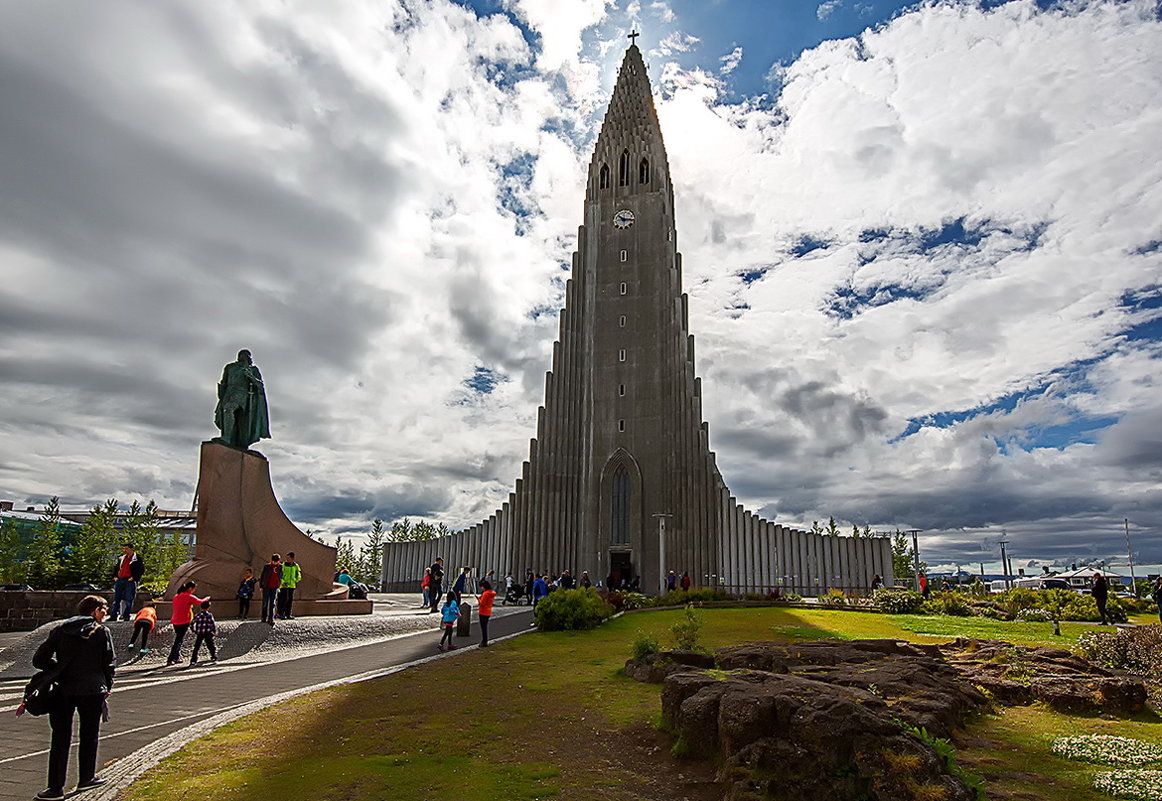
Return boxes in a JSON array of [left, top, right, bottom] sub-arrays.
[[504, 584, 525, 606]]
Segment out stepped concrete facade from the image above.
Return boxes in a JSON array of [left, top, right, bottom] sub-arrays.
[[382, 45, 892, 595]]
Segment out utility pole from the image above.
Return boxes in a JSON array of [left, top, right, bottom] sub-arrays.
[[1125, 518, 1139, 597], [998, 536, 1010, 589], [906, 529, 922, 592]]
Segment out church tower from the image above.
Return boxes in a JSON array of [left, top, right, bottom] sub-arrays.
[[382, 45, 893, 595]]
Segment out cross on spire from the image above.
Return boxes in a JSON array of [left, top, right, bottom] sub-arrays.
[[628, 29, 640, 46]]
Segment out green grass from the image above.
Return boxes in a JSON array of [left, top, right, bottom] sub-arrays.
[[119, 607, 1161, 801]]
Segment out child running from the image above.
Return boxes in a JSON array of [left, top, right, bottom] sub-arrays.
[[437, 591, 460, 651], [127, 600, 157, 653], [190, 600, 218, 665]]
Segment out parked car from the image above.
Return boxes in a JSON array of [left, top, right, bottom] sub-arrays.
[[0, 583, 34, 591]]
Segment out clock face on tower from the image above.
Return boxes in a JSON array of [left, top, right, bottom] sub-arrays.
[[612, 209, 635, 229]]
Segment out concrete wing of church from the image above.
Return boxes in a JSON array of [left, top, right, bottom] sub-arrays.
[[382, 45, 893, 596]]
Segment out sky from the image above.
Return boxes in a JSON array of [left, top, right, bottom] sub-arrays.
[[1, 0, 1160, 572]]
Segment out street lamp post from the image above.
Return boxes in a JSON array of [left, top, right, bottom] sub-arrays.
[[998, 537, 1010, 589], [906, 529, 922, 592], [653, 513, 671, 596], [1125, 518, 1139, 597]]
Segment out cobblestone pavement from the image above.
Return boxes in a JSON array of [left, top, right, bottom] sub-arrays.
[[0, 595, 532, 801]]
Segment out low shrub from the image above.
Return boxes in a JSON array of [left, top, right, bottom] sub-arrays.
[[658, 587, 734, 606], [873, 588, 925, 614], [534, 587, 614, 631], [994, 588, 1129, 623], [621, 592, 653, 610], [630, 631, 662, 661], [1076, 625, 1162, 679], [819, 588, 848, 607], [1016, 607, 1053, 622], [671, 603, 704, 651], [784, 592, 803, 603], [922, 592, 974, 617]]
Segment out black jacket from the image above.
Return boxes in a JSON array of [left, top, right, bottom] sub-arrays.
[[111, 552, 145, 582], [32, 616, 115, 696], [1092, 576, 1109, 600]]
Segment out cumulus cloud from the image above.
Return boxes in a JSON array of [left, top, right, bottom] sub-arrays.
[[1, 0, 1159, 569], [719, 46, 743, 75]]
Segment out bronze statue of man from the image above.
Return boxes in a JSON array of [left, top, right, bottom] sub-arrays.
[[213, 349, 271, 449]]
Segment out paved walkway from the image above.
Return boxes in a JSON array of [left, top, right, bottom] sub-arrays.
[[0, 599, 533, 801]]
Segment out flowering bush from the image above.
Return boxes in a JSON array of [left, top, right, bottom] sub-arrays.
[[873, 588, 925, 614], [1052, 736, 1162, 766], [996, 588, 1128, 623], [621, 592, 652, 610], [1092, 770, 1162, 800], [1076, 626, 1162, 678], [819, 588, 848, 607], [1016, 607, 1053, 622]]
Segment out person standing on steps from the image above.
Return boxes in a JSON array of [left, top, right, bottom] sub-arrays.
[[167, 582, 207, 666], [278, 552, 302, 619], [428, 557, 445, 613], [452, 566, 472, 602], [236, 567, 256, 618], [477, 579, 496, 647], [33, 595, 116, 801], [259, 554, 283, 624], [109, 542, 144, 621]]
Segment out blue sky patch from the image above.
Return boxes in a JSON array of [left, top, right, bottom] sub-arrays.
[[465, 366, 505, 395], [791, 234, 831, 256]]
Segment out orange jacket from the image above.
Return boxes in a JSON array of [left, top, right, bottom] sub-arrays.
[[478, 589, 496, 617]]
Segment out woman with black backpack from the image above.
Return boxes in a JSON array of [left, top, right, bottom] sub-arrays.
[[31, 594, 115, 800]]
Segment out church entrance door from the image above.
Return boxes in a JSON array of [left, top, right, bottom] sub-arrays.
[[609, 552, 634, 590]]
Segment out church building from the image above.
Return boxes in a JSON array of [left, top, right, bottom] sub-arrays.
[[381, 43, 893, 594]]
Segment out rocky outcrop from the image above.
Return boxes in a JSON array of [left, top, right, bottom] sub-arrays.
[[638, 638, 1148, 801], [939, 638, 1147, 713]]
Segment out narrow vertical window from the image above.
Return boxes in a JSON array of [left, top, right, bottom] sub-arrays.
[[618, 419, 626, 432], [619, 384, 625, 396], [619, 315, 626, 327], [639, 157, 650, 184], [599, 163, 610, 190], [620, 282, 627, 295], [611, 465, 629, 544], [620, 249, 627, 262], [618, 149, 630, 186], [619, 349, 626, 362]]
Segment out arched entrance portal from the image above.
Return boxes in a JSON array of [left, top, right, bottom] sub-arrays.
[[599, 449, 643, 589]]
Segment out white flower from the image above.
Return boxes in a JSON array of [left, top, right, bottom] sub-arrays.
[[1093, 769, 1162, 800], [1052, 735, 1162, 766]]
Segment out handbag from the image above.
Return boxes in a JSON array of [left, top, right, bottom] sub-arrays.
[[19, 666, 65, 717]]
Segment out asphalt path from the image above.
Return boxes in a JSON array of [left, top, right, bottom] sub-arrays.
[[0, 607, 533, 801]]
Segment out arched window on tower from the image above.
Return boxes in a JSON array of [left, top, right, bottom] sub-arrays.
[[611, 465, 630, 545], [599, 163, 610, 190], [639, 157, 650, 185], [618, 149, 630, 186]]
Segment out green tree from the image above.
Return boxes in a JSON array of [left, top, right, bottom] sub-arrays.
[[0, 515, 23, 583], [851, 523, 861, 538], [811, 520, 823, 536], [862, 524, 872, 538], [64, 499, 120, 587], [826, 516, 840, 537], [356, 519, 387, 585], [27, 497, 64, 589], [389, 518, 447, 542], [335, 537, 358, 576], [121, 501, 163, 584], [153, 529, 192, 590], [890, 530, 927, 586]]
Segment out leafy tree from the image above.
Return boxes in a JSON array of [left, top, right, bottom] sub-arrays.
[[0, 515, 23, 583], [810, 520, 823, 536], [121, 501, 164, 585], [862, 524, 872, 538], [826, 516, 840, 537], [64, 499, 120, 587], [27, 497, 64, 589], [852, 523, 861, 538], [154, 529, 192, 589]]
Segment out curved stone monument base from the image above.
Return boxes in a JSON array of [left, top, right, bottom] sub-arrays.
[[163, 442, 370, 616]]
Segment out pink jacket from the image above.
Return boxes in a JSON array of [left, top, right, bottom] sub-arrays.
[[170, 591, 207, 625]]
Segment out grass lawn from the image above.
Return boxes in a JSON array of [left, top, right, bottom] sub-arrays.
[[119, 607, 1162, 801]]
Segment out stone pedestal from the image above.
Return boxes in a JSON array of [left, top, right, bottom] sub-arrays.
[[165, 442, 371, 615]]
